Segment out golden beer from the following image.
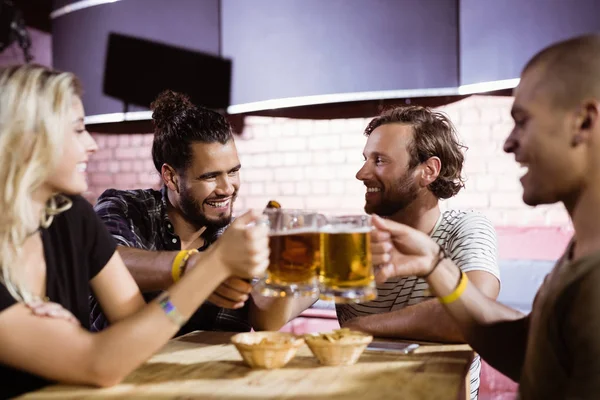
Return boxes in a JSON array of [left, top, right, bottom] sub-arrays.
[[258, 209, 323, 297], [319, 215, 376, 303], [268, 231, 321, 285], [320, 231, 372, 289]]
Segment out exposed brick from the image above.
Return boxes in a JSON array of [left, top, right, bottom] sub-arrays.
[[242, 168, 274, 182], [472, 175, 496, 192], [251, 125, 269, 139], [249, 182, 264, 195], [491, 123, 514, 142], [346, 149, 364, 164], [305, 166, 336, 181], [310, 151, 330, 165], [330, 119, 349, 134], [232, 198, 246, 213], [297, 120, 315, 136], [448, 192, 489, 209], [463, 157, 487, 174], [120, 160, 133, 172], [282, 122, 298, 137], [106, 135, 119, 148], [313, 120, 330, 135], [497, 176, 522, 192], [242, 139, 276, 154], [345, 180, 365, 195], [480, 107, 502, 124], [339, 133, 367, 149], [250, 154, 269, 168], [114, 147, 138, 160], [346, 118, 368, 134], [487, 158, 518, 174], [265, 183, 280, 195], [92, 148, 113, 161], [460, 108, 480, 125], [305, 195, 340, 210], [339, 195, 366, 212], [245, 196, 273, 209], [481, 210, 506, 226], [277, 137, 307, 151], [108, 161, 120, 173], [119, 173, 139, 188], [308, 135, 340, 150], [138, 172, 160, 187], [267, 153, 284, 167], [274, 196, 305, 209], [295, 181, 311, 195], [90, 173, 114, 186], [329, 150, 346, 164], [280, 182, 296, 195], [489, 192, 524, 208], [143, 134, 154, 145], [311, 181, 328, 195], [275, 167, 304, 182], [546, 208, 572, 227], [137, 146, 152, 158], [93, 134, 107, 149], [118, 135, 131, 147], [329, 181, 345, 194], [336, 164, 360, 179], [130, 135, 144, 146], [282, 152, 300, 166]]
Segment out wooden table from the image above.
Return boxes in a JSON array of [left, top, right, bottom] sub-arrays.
[[21, 331, 474, 400]]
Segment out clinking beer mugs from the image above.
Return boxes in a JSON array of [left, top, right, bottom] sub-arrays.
[[256, 202, 377, 303]]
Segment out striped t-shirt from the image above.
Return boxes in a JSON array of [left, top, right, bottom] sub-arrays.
[[336, 209, 500, 400]]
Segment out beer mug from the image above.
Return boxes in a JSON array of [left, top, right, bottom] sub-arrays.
[[319, 215, 377, 303], [257, 209, 323, 298]]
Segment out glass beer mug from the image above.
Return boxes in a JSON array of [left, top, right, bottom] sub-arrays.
[[257, 209, 323, 298], [319, 215, 377, 303]]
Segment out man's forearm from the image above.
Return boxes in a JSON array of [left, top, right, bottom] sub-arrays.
[[342, 299, 465, 343], [249, 294, 316, 331], [117, 246, 178, 291], [426, 258, 528, 380]]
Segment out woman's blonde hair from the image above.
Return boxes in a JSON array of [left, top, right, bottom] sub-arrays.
[[0, 64, 82, 302]]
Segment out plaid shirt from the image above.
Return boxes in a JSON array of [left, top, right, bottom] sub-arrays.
[[90, 187, 252, 335]]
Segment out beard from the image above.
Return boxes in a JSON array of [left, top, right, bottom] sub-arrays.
[[364, 170, 420, 217], [178, 184, 235, 235]]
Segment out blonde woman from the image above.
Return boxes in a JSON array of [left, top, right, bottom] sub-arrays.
[[0, 64, 270, 398]]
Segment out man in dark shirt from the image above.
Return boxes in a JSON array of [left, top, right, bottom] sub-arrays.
[[371, 34, 600, 399], [90, 90, 312, 334]]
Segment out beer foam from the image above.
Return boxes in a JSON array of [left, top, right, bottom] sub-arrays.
[[320, 225, 372, 234], [269, 228, 320, 236]]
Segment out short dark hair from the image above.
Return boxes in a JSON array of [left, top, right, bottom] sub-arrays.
[[522, 33, 600, 110], [365, 105, 466, 199], [150, 90, 232, 173]]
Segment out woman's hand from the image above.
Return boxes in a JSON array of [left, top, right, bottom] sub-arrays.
[[26, 299, 81, 326], [370, 215, 440, 283], [211, 210, 270, 279]]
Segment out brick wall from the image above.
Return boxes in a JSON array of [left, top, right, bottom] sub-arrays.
[[88, 95, 571, 231]]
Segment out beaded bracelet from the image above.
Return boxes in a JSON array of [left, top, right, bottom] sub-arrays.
[[156, 291, 187, 327]]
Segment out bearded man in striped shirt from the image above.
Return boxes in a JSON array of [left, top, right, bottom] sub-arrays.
[[337, 106, 502, 400]]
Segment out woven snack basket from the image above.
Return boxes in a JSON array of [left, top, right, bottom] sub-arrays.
[[305, 330, 373, 366], [231, 332, 305, 369]]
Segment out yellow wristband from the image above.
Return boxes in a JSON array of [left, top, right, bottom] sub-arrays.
[[171, 250, 199, 283], [438, 271, 468, 304]]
